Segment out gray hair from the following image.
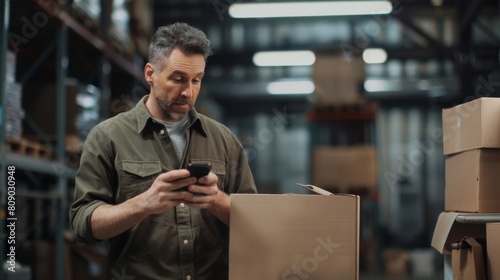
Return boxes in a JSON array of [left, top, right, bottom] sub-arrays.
[[148, 22, 212, 69]]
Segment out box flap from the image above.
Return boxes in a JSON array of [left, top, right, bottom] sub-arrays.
[[431, 212, 486, 255], [297, 183, 358, 197]]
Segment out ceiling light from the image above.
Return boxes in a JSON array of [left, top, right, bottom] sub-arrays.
[[363, 48, 388, 64], [267, 80, 315, 95], [253, 51, 316, 67], [229, 1, 393, 18]]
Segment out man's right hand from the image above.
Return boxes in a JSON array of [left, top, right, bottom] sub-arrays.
[[135, 169, 197, 215], [90, 169, 196, 240]]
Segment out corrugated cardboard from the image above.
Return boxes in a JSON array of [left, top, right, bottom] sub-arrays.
[[487, 223, 500, 280], [431, 212, 485, 255], [451, 237, 487, 280], [229, 191, 359, 280], [442, 97, 500, 155], [313, 146, 377, 192], [312, 54, 365, 106], [312, 54, 365, 83], [445, 149, 500, 212]]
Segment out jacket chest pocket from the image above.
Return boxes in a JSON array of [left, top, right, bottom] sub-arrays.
[[117, 160, 162, 202]]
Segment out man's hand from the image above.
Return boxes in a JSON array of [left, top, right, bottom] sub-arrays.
[[136, 169, 197, 215], [90, 169, 197, 240], [184, 173, 231, 225]]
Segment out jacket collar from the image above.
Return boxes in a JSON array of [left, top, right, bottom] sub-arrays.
[[134, 95, 207, 136]]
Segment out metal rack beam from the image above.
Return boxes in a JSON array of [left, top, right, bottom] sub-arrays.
[[0, 0, 10, 279], [54, 19, 68, 280], [33, 0, 143, 82]]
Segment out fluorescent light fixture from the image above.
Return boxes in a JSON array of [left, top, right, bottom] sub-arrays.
[[253, 51, 316, 67], [229, 1, 393, 18], [267, 79, 315, 95], [363, 48, 388, 64]]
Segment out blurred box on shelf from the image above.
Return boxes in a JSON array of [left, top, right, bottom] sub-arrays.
[[313, 81, 365, 106], [312, 54, 365, 106], [67, 242, 107, 280], [409, 249, 437, 278], [383, 249, 410, 277], [445, 149, 500, 213], [313, 146, 377, 193], [23, 79, 81, 136], [128, 0, 153, 57], [5, 83, 24, 139], [451, 237, 487, 280], [487, 223, 500, 280], [229, 189, 359, 280], [6, 50, 16, 85], [442, 97, 500, 155], [313, 54, 365, 82]]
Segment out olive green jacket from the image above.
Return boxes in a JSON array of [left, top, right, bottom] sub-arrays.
[[70, 95, 257, 280]]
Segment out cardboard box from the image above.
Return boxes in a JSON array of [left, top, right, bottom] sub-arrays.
[[451, 237, 486, 280], [445, 149, 500, 212], [313, 146, 377, 192], [23, 80, 81, 136], [313, 81, 365, 106], [229, 188, 359, 280], [312, 54, 365, 106], [431, 212, 486, 255], [384, 249, 410, 277], [487, 223, 500, 280], [442, 97, 500, 155], [312, 54, 365, 83]]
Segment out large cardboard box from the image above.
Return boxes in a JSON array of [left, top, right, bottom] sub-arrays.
[[313, 146, 377, 192], [442, 97, 500, 155], [487, 223, 500, 280], [229, 188, 359, 280], [445, 149, 500, 212]]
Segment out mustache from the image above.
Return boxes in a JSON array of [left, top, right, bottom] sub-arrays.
[[171, 99, 194, 106]]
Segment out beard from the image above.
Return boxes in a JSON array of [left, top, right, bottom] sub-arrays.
[[155, 95, 194, 121]]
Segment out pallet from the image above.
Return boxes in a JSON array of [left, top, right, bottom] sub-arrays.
[[6, 137, 53, 160], [307, 101, 378, 122]]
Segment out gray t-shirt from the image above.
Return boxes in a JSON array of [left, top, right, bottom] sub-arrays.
[[155, 116, 190, 162]]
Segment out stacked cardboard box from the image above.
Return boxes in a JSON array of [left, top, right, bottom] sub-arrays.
[[432, 97, 500, 278], [442, 97, 500, 212], [312, 145, 377, 193], [312, 54, 366, 107], [5, 51, 24, 139]]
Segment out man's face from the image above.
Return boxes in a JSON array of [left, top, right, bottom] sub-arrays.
[[145, 48, 206, 122]]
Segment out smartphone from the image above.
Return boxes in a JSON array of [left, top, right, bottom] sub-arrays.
[[187, 163, 212, 179]]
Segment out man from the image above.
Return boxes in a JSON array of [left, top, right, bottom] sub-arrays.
[[70, 22, 257, 280]]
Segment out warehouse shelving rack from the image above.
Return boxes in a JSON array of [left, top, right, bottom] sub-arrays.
[[307, 102, 380, 274], [0, 1, 144, 279]]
